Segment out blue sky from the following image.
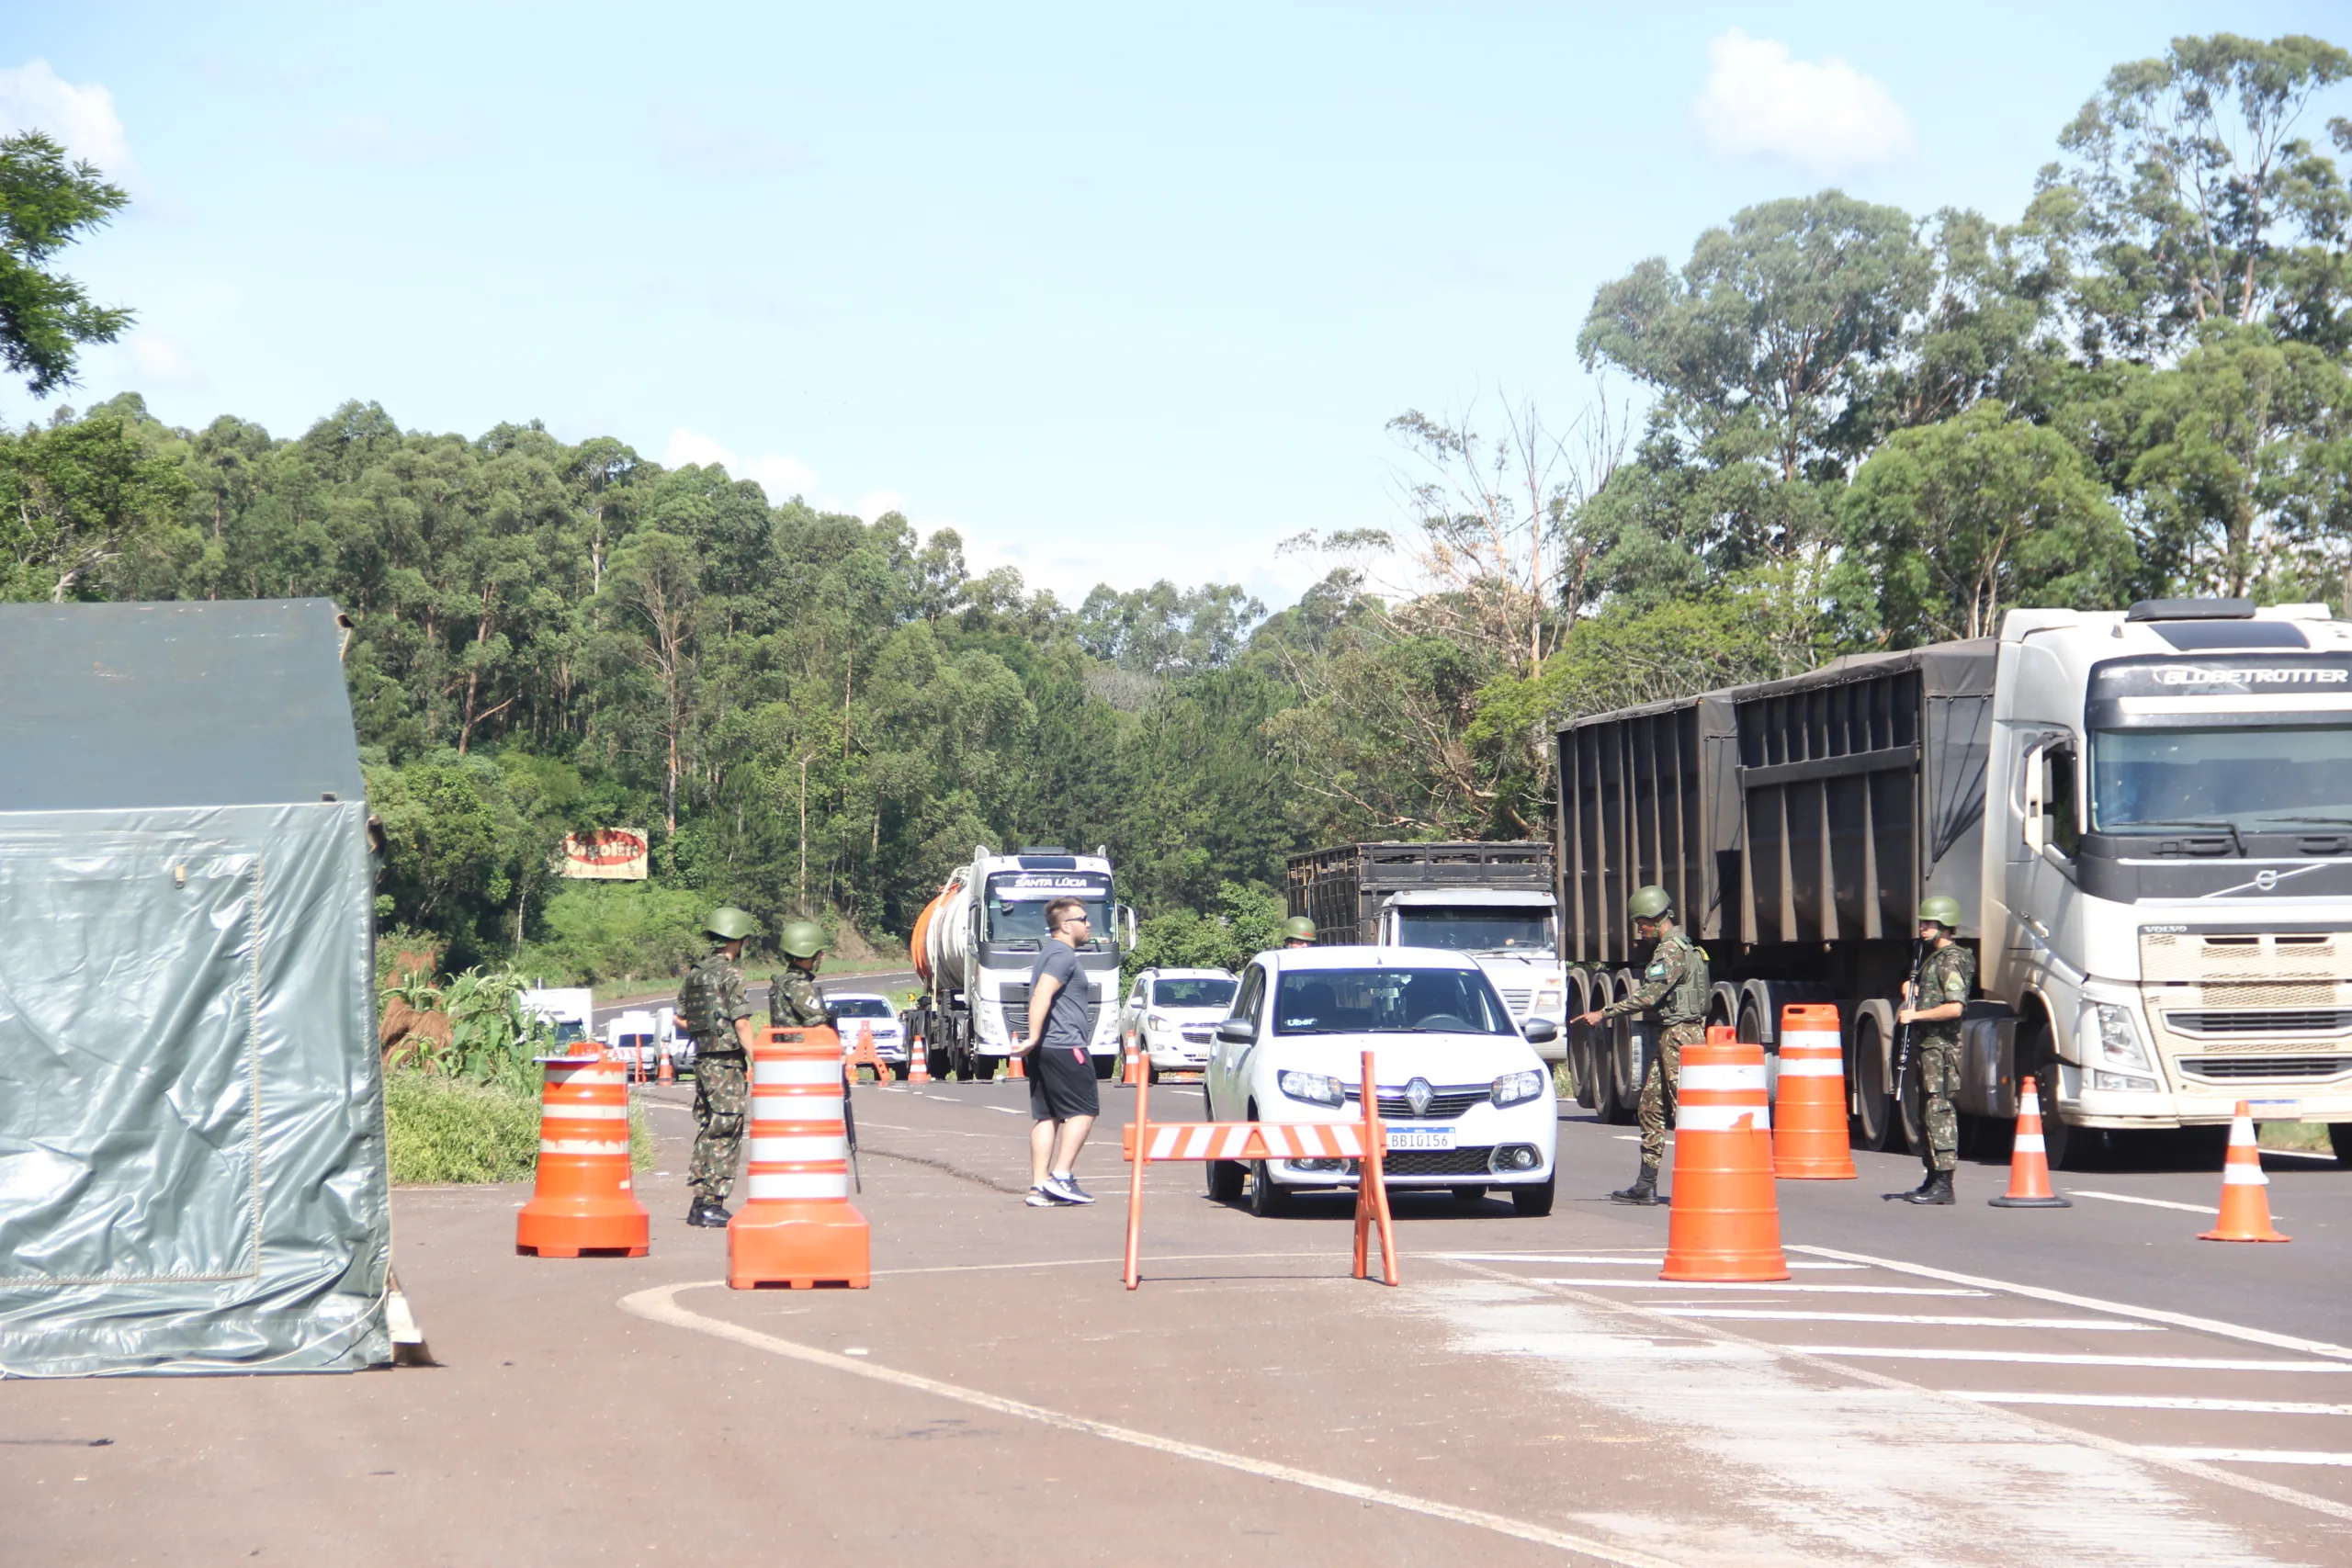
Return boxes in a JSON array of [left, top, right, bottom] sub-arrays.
[[6, 3, 2350, 608]]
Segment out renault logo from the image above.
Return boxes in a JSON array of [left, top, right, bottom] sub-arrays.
[[1405, 1077, 1434, 1116]]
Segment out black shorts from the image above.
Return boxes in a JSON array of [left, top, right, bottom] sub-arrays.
[[1028, 1042, 1101, 1122]]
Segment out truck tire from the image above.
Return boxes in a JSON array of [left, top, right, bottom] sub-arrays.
[[2020, 1014, 2085, 1171], [1566, 973, 1598, 1111], [1848, 1000, 1897, 1152], [968, 1055, 997, 1083], [1604, 970, 1640, 1125], [2332, 1123, 2352, 1167]]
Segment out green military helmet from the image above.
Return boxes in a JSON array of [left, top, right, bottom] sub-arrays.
[[778, 919, 828, 959], [1282, 915, 1317, 942], [704, 905, 756, 942], [1917, 895, 1964, 931], [1628, 885, 1674, 921]]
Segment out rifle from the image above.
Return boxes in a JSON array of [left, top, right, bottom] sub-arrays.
[[841, 1066, 863, 1193], [1890, 935, 1925, 1112]]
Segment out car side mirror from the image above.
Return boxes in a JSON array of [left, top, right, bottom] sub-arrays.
[[1215, 1019, 1255, 1044], [1521, 1018, 1558, 1044]]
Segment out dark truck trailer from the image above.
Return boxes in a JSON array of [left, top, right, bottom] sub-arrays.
[[1555, 641, 1996, 1149], [1287, 841, 1555, 944]]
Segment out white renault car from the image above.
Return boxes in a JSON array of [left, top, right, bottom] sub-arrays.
[[1118, 967, 1238, 1078], [1203, 946, 1558, 1217]]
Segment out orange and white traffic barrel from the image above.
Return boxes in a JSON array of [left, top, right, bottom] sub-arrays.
[[1772, 1003, 1854, 1179], [516, 1049, 650, 1258], [1661, 1029, 1789, 1282], [729, 1027, 870, 1289]]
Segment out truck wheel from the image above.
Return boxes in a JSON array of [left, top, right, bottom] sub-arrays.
[[1511, 1178, 1555, 1217], [968, 1055, 996, 1083], [1206, 1159, 1245, 1201], [2331, 1123, 2352, 1167], [1848, 1010, 1894, 1152]]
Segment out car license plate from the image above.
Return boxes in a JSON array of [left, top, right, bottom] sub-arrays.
[[2246, 1099, 2299, 1121], [1386, 1127, 1455, 1152]]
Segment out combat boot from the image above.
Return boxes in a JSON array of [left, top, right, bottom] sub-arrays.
[[1901, 1170, 1955, 1205], [1609, 1165, 1659, 1206], [1882, 1159, 1938, 1202], [685, 1199, 732, 1227]]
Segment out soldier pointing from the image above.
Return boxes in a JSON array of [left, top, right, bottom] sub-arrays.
[[1575, 886, 1709, 1207]]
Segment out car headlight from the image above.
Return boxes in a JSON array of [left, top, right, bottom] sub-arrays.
[[1148, 1013, 1170, 1032], [1490, 1068, 1545, 1108], [2084, 1003, 2152, 1070], [1277, 1069, 1346, 1108]]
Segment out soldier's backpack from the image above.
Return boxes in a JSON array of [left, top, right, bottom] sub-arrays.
[[678, 958, 728, 1040]]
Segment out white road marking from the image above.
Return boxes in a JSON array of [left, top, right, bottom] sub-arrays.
[[639, 1100, 694, 1113], [1436, 1253, 1862, 1269], [2069, 1189, 2221, 1215], [1651, 1310, 2158, 1330], [1960, 1393, 2352, 1416], [2146, 1448, 2352, 1467], [1534, 1279, 1987, 1296], [986, 1105, 1024, 1115], [1789, 1245, 2352, 1363], [621, 1281, 1679, 1568], [2259, 1146, 2338, 1162], [1810, 1348, 2352, 1371]]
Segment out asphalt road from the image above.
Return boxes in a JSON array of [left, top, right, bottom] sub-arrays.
[[5, 1082, 2346, 1565]]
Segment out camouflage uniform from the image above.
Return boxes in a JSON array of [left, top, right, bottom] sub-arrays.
[[1912, 942, 1974, 1174], [1599, 929, 1710, 1168], [768, 965, 828, 1032], [683, 952, 752, 1205]]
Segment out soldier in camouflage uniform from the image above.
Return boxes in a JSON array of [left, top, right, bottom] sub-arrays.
[[1282, 916, 1317, 950], [1887, 895, 1973, 1206], [1575, 886, 1708, 1206], [680, 907, 758, 1227], [768, 919, 830, 1033]]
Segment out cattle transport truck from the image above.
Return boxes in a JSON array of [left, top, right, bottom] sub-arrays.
[[1556, 598, 2352, 1168], [905, 846, 1135, 1082], [1286, 841, 1569, 1064]]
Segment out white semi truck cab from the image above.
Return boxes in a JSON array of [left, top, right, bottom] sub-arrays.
[[1992, 600, 2352, 1145], [910, 845, 1134, 1082]]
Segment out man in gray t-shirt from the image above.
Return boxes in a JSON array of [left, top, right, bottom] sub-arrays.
[[1023, 898, 1101, 1206]]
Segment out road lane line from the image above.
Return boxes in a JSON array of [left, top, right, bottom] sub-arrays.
[[619, 1280, 1681, 1568], [2069, 1190, 2221, 1215], [1789, 1245, 2352, 1362], [1808, 1348, 2352, 1370], [1959, 1393, 2352, 1416], [2146, 1449, 2352, 1467], [1434, 1254, 1862, 1269], [1651, 1310, 2157, 1330], [1440, 1258, 2352, 1527], [1533, 1279, 1987, 1296]]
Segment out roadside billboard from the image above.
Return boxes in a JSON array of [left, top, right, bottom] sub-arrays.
[[560, 828, 650, 880]]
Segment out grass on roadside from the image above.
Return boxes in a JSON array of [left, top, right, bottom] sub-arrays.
[[385, 1067, 656, 1184], [2257, 1120, 2337, 1154]]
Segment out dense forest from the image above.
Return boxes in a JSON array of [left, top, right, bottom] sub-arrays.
[[6, 33, 2352, 977]]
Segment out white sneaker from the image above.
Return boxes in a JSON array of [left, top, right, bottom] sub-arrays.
[[1044, 1173, 1094, 1205], [1025, 1186, 1057, 1207]]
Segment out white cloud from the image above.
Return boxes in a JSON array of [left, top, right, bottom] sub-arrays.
[[855, 490, 905, 522], [661, 427, 817, 500], [0, 60, 138, 186], [1692, 29, 1916, 180], [125, 331, 205, 390]]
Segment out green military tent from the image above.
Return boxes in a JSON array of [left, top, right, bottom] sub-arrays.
[[0, 599, 390, 1374]]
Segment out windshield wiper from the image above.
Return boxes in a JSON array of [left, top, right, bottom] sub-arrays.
[[2110, 818, 2245, 855], [2247, 815, 2352, 829]]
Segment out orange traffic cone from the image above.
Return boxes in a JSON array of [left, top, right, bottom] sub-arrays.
[[516, 1050, 650, 1258], [1007, 1047, 1025, 1080], [2199, 1103, 2289, 1242], [1773, 1003, 1855, 1179], [906, 1027, 931, 1084], [729, 1027, 870, 1288], [1988, 1075, 2072, 1208], [1661, 1029, 1789, 1282], [657, 1043, 675, 1085], [1123, 1036, 1144, 1086]]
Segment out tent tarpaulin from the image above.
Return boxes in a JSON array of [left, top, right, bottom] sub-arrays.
[[0, 600, 389, 1374]]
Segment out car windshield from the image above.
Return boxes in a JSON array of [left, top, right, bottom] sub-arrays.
[[2093, 726, 2352, 831], [828, 997, 894, 1018], [984, 872, 1114, 949], [550, 1021, 586, 1045], [1272, 967, 1517, 1035], [1393, 905, 1554, 952], [1152, 978, 1236, 1009], [616, 1033, 652, 1048]]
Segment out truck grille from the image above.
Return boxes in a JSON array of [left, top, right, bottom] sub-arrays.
[[1385, 1147, 1497, 1177], [1343, 1085, 1488, 1120], [2165, 1010, 2352, 1035], [2141, 931, 2348, 984], [2178, 1055, 2352, 1081], [1498, 987, 1533, 1018]]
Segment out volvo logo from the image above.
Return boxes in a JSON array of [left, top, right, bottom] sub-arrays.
[[1405, 1077, 1434, 1116], [2256, 870, 2280, 891]]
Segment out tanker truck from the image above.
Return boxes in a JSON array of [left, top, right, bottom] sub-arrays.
[[1557, 598, 2352, 1168], [904, 846, 1136, 1082]]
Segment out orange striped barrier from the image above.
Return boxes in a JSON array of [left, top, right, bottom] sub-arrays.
[[516, 1049, 649, 1258], [729, 1027, 870, 1289], [1988, 1075, 2071, 1209], [2199, 1102, 2288, 1242], [1661, 1029, 1788, 1282], [1121, 1048, 1396, 1292], [1773, 1003, 1854, 1179]]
